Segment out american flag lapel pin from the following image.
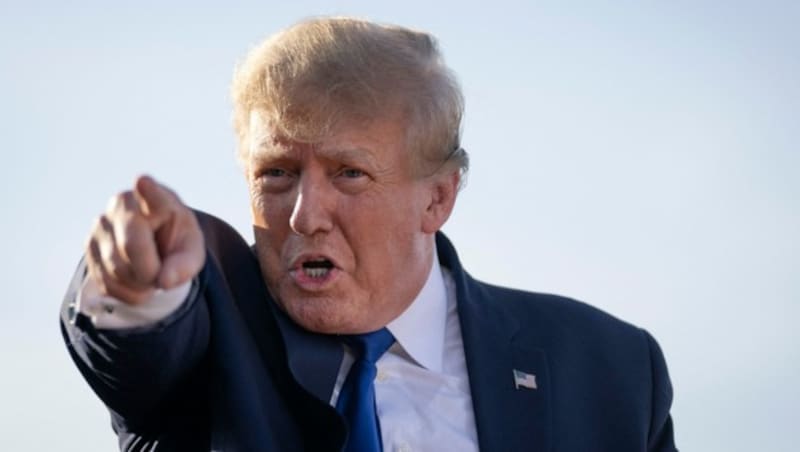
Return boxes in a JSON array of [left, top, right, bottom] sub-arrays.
[[513, 369, 537, 390]]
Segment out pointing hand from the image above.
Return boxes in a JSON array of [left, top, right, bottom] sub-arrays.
[[85, 175, 206, 304]]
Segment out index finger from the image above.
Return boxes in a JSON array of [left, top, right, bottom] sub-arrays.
[[134, 175, 180, 222]]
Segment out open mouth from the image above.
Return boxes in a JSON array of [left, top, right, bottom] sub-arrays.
[[301, 258, 334, 279]]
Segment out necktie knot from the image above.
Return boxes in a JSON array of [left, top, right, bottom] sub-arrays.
[[344, 328, 395, 363]]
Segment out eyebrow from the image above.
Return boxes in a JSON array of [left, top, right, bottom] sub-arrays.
[[319, 147, 379, 167], [251, 142, 380, 168]]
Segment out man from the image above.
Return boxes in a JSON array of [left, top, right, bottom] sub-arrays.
[[61, 17, 677, 451]]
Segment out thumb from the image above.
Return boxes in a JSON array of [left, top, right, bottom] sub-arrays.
[[156, 219, 206, 289]]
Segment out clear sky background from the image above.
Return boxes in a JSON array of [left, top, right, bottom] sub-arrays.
[[1, 1, 797, 450]]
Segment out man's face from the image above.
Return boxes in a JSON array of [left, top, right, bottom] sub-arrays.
[[246, 111, 438, 334]]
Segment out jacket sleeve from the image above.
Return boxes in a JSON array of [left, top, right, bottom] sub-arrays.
[[60, 256, 211, 432], [643, 329, 679, 452]]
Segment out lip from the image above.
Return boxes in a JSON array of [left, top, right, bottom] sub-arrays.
[[289, 253, 340, 271], [288, 253, 341, 291]]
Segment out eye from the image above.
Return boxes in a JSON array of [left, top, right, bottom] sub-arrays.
[[340, 168, 366, 178], [261, 168, 288, 178], [253, 167, 295, 193], [334, 166, 371, 193]]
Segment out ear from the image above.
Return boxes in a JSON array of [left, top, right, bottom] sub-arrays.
[[421, 170, 460, 234]]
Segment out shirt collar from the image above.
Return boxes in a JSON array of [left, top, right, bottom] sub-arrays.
[[386, 247, 447, 373]]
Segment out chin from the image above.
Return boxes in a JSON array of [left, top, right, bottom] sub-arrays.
[[279, 294, 359, 334]]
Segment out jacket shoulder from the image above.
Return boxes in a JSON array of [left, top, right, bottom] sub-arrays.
[[476, 279, 644, 339]]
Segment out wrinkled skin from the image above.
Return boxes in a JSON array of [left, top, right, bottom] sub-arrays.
[[246, 111, 459, 334]]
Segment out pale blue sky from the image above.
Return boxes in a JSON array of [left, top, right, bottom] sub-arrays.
[[1, 1, 798, 450]]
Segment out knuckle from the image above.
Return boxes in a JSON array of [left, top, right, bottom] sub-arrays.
[[89, 215, 106, 234], [104, 258, 125, 281], [106, 190, 136, 214], [88, 259, 114, 295], [122, 234, 148, 260], [96, 232, 115, 259], [84, 254, 102, 281], [121, 236, 138, 257], [85, 236, 101, 261], [105, 191, 124, 212]]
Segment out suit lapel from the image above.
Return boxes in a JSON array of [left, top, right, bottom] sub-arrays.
[[271, 304, 344, 402], [199, 213, 347, 449], [242, 246, 348, 449], [438, 233, 552, 452], [221, 223, 551, 450], [228, 243, 343, 404]]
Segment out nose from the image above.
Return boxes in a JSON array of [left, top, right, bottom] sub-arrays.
[[289, 172, 335, 236]]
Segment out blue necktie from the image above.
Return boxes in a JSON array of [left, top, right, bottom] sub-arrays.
[[336, 328, 395, 452]]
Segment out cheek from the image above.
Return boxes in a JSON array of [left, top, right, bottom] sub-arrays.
[[253, 230, 286, 300], [249, 185, 270, 227], [250, 191, 294, 230], [251, 197, 294, 277], [347, 204, 421, 274], [251, 203, 268, 229]]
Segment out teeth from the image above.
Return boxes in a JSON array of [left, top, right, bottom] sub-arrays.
[[303, 267, 329, 278]]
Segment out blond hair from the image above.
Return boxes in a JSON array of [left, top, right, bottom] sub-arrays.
[[231, 17, 468, 177]]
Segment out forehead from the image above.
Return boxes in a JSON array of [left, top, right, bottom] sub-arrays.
[[247, 110, 409, 165]]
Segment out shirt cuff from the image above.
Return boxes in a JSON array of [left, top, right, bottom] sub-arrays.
[[76, 275, 191, 330]]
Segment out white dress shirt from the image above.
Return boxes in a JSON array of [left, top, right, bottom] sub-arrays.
[[331, 251, 479, 452], [77, 250, 479, 452]]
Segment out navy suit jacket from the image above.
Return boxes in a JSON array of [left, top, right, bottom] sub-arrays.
[[61, 211, 677, 451]]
